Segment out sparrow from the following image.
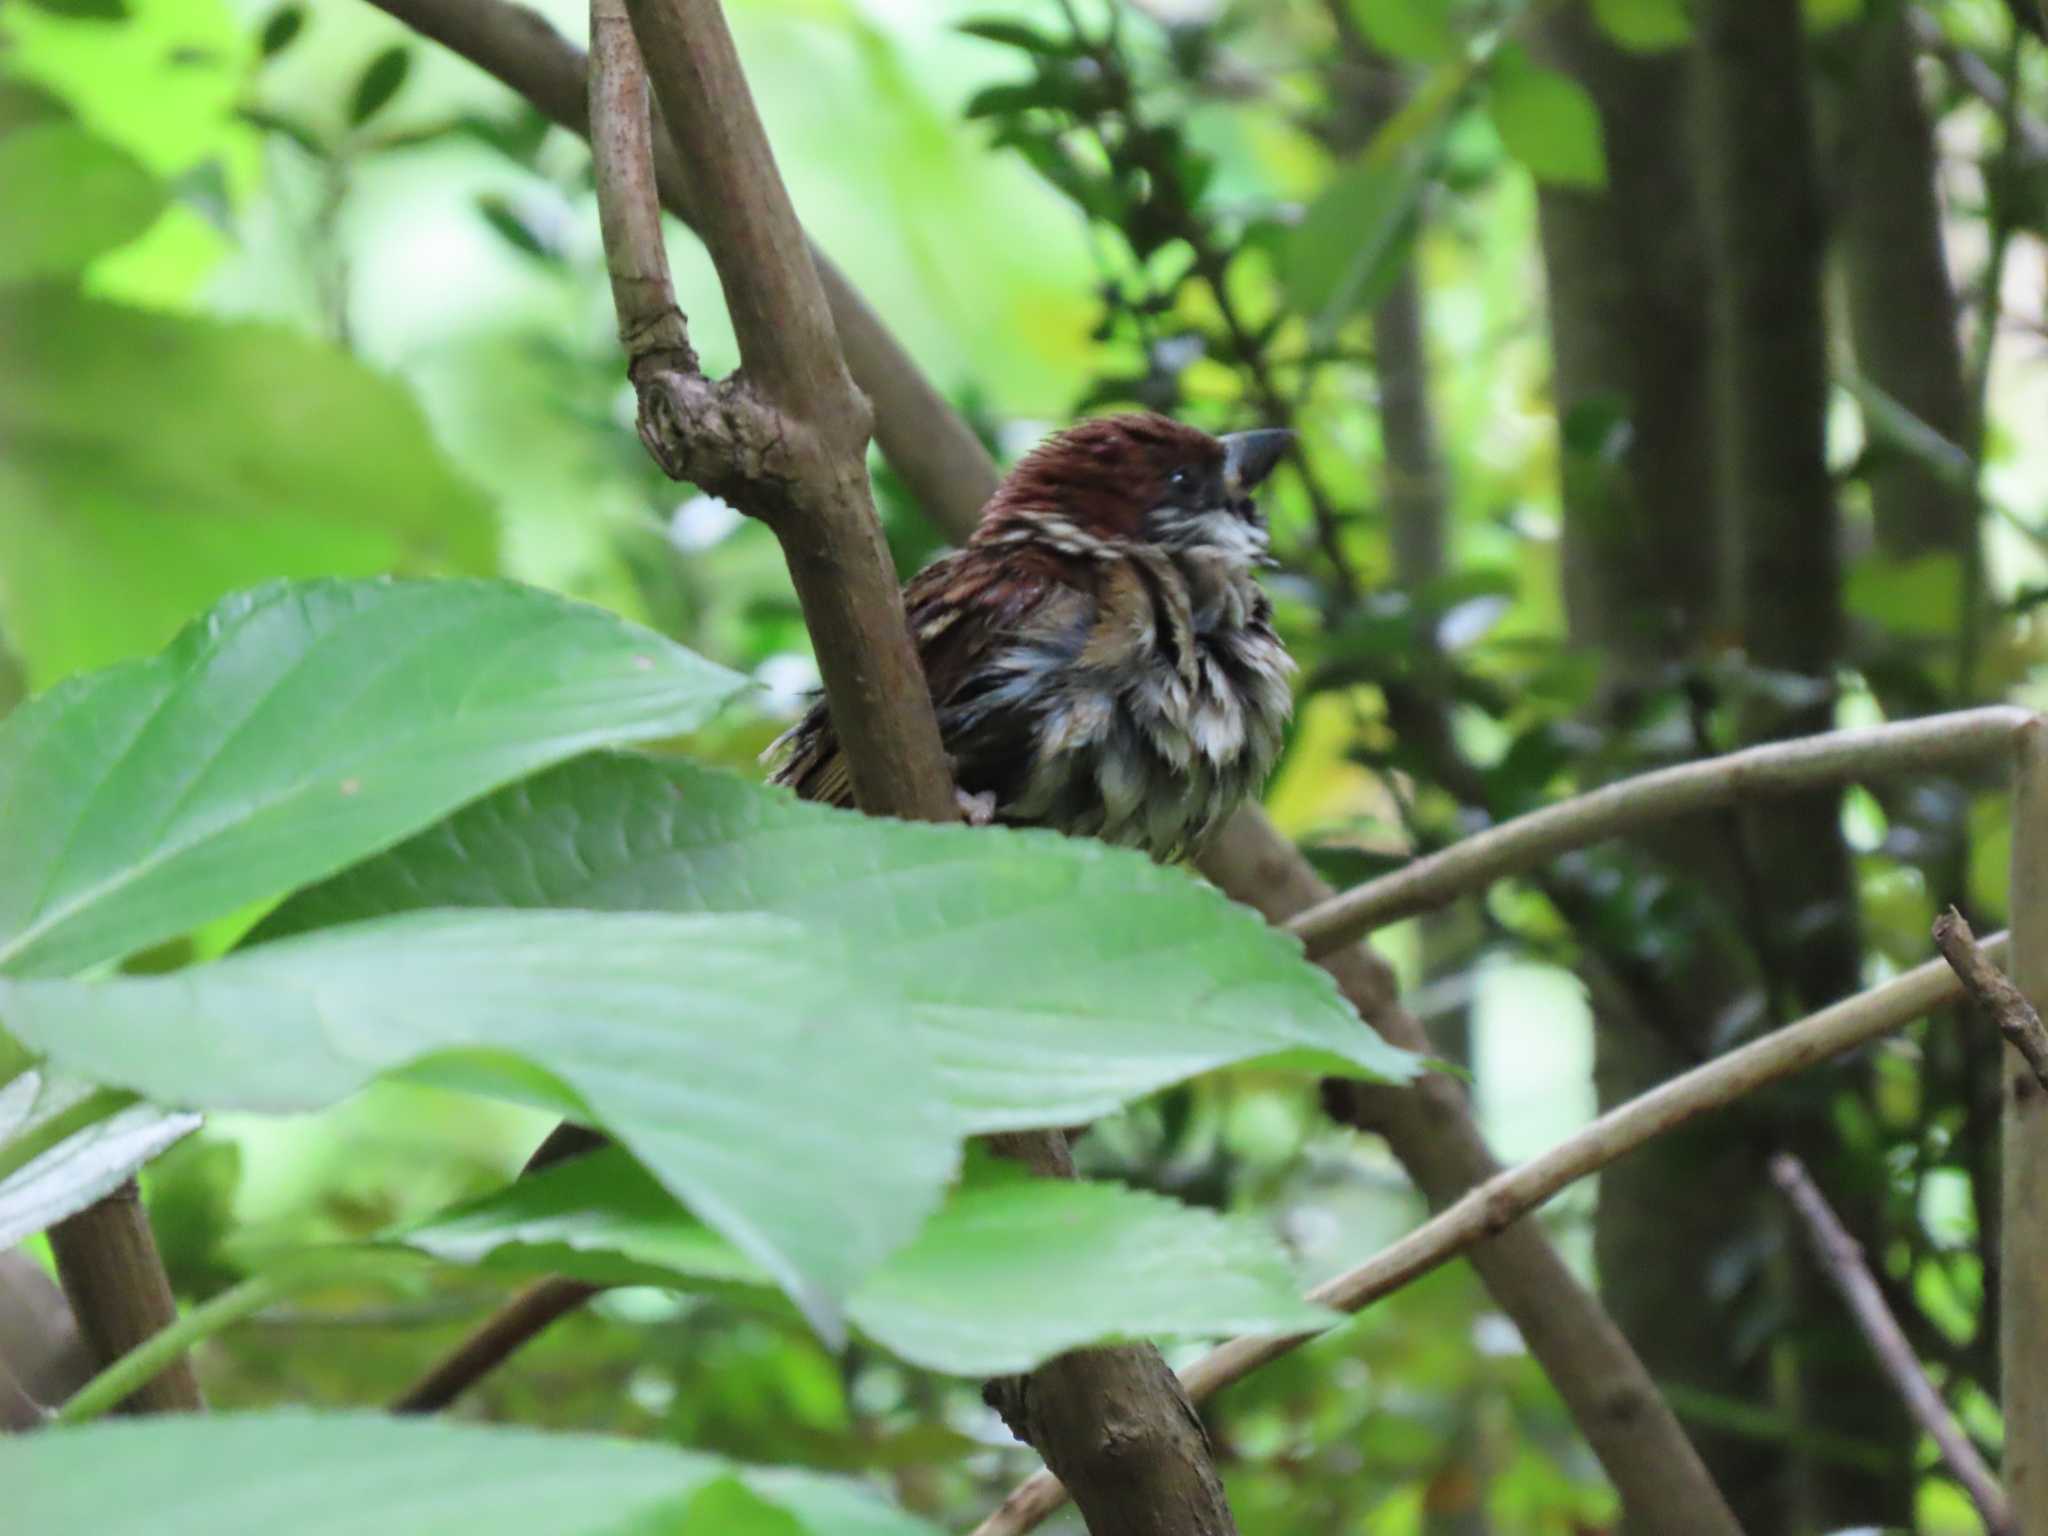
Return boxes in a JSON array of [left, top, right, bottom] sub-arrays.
[[768, 413, 1296, 861]]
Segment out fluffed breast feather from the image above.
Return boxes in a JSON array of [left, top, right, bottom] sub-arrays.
[[766, 531, 1294, 864]]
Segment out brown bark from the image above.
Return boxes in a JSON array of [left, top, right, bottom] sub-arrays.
[[47, 1181, 201, 1414]]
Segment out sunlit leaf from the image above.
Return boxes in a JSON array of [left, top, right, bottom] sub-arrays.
[[1348, 0, 1458, 61], [1487, 47, 1606, 189], [0, 910, 955, 1335], [0, 1072, 196, 1247], [398, 1146, 1338, 1374], [0, 579, 746, 978], [7, 1412, 940, 1536], [256, 753, 1421, 1123]]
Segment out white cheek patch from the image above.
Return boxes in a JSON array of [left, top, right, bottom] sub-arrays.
[[1194, 512, 1267, 565]]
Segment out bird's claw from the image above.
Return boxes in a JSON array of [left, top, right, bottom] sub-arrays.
[[955, 788, 998, 827]]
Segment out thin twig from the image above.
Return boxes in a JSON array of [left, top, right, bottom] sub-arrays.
[[1769, 1153, 2015, 1535], [1288, 707, 2033, 954], [974, 935, 2001, 1535], [391, 1278, 602, 1415], [587, 0, 693, 370], [1934, 907, 2048, 1090]]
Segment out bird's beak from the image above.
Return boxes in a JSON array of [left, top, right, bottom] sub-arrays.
[[1221, 429, 1294, 494]]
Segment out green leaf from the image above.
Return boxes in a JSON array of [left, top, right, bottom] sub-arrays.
[[0, 1072, 196, 1247], [1281, 52, 1470, 334], [1348, 0, 1458, 62], [256, 754, 1420, 1124], [955, 17, 1083, 55], [0, 123, 164, 283], [348, 45, 411, 129], [0, 910, 954, 1335], [1486, 47, 1607, 188], [398, 1146, 1339, 1375], [1588, 0, 1692, 51], [1284, 154, 1424, 333], [16, 0, 128, 18], [0, 579, 746, 978], [0, 290, 503, 685], [1844, 553, 1965, 639], [661, 1479, 807, 1536], [6, 1412, 941, 1536], [258, 5, 304, 57]]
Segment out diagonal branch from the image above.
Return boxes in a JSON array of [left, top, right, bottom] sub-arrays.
[[1770, 1153, 2015, 1536], [1288, 707, 2033, 954], [977, 934, 2004, 1534], [1934, 907, 2048, 1090]]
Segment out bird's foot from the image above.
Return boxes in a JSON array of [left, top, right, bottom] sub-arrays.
[[955, 787, 998, 827]]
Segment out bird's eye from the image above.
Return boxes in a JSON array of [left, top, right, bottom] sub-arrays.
[[1168, 467, 1194, 492]]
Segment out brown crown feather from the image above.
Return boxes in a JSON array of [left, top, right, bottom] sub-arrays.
[[973, 413, 1224, 543]]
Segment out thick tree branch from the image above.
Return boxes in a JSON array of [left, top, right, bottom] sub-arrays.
[[362, 0, 1000, 540], [1934, 908, 2048, 1090], [1288, 707, 2033, 954], [978, 934, 2005, 1535], [1769, 1153, 2015, 1535], [617, 0, 953, 824], [46, 1181, 201, 1415]]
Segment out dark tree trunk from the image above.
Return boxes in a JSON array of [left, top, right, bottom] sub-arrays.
[[1532, 11, 1790, 1532], [1696, 1, 1911, 1525]]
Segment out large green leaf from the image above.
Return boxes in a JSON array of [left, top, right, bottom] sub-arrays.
[[1282, 55, 1470, 335], [0, 291, 500, 685], [1486, 47, 1607, 189], [6, 1412, 940, 1536], [0, 122, 164, 283], [0, 579, 745, 979], [256, 753, 1419, 1124], [0, 1070, 197, 1247], [0, 910, 953, 1333], [398, 1146, 1338, 1374]]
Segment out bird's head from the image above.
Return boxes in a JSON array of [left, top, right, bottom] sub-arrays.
[[978, 413, 1293, 565]]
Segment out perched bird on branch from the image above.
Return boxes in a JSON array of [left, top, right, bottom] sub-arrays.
[[770, 412, 1295, 860]]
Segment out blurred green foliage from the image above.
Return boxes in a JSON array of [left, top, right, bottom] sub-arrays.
[[3, 0, 2046, 1529]]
